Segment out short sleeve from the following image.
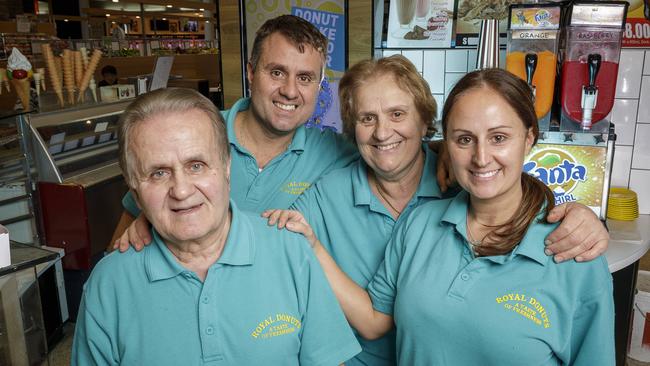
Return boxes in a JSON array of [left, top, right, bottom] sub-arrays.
[[566, 259, 615, 365], [367, 219, 408, 315], [122, 191, 141, 217], [298, 245, 361, 366], [71, 295, 119, 366]]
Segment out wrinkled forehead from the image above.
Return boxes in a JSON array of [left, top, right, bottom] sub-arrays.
[[129, 114, 220, 166]]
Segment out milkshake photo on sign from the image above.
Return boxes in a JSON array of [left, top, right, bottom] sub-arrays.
[[387, 0, 454, 48]]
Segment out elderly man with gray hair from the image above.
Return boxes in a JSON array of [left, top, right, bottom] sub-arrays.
[[71, 88, 360, 366]]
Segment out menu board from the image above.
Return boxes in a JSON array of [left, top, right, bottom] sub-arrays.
[[386, 0, 454, 48]]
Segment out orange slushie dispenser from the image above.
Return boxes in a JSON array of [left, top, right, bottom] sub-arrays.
[[506, 4, 561, 131]]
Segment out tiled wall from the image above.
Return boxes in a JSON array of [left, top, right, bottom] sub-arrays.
[[381, 48, 650, 214]]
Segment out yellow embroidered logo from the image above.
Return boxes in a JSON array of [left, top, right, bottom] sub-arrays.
[[495, 293, 551, 328], [250, 313, 302, 339], [281, 181, 311, 195]]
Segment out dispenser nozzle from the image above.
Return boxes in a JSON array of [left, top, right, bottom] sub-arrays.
[[581, 53, 602, 130], [525, 53, 538, 97]]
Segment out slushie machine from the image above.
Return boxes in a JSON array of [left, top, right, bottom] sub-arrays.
[[507, 1, 629, 220]]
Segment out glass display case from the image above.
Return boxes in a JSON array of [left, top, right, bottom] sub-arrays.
[[0, 242, 58, 366], [0, 111, 38, 245], [27, 101, 130, 270]]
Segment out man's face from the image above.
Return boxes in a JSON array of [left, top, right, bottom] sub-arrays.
[[247, 33, 323, 136], [130, 109, 231, 246]]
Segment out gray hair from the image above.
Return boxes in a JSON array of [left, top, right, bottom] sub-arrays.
[[117, 88, 229, 188]]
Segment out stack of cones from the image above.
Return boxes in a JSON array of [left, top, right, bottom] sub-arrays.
[[74, 51, 84, 102], [40, 45, 103, 107], [62, 49, 75, 105], [78, 49, 102, 103], [42, 44, 64, 107]]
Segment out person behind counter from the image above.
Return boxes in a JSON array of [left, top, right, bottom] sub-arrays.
[[270, 68, 615, 365], [71, 88, 361, 365], [97, 65, 118, 87]]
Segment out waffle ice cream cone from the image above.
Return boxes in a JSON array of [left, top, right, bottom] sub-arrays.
[[78, 49, 102, 102], [42, 44, 64, 106], [62, 50, 75, 105], [74, 51, 84, 101], [11, 78, 30, 110]]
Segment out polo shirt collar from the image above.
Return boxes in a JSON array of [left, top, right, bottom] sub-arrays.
[[440, 191, 549, 266], [352, 145, 442, 207], [145, 200, 255, 282], [226, 97, 306, 154]]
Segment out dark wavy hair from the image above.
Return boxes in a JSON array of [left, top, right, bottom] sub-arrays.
[[442, 68, 555, 256]]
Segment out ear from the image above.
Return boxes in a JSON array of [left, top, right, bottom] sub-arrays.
[[246, 62, 254, 87], [524, 127, 535, 155]]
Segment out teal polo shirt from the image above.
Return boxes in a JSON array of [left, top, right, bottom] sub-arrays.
[[368, 191, 615, 365], [292, 147, 443, 366], [122, 98, 358, 215], [72, 201, 361, 366]]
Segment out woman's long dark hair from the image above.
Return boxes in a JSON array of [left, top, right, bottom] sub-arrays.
[[442, 69, 555, 256]]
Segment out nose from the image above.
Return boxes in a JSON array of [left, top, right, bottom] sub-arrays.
[[372, 117, 392, 142], [169, 171, 195, 200], [279, 76, 299, 100], [472, 141, 490, 168]]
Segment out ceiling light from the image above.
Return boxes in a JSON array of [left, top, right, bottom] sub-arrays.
[[166, 4, 172, 8], [136, 15, 140, 19], [205, 20, 210, 23], [64, 19, 69, 22], [106, 14, 111, 17], [162, 18, 166, 20], [112, 0, 119, 2], [199, 8, 204, 11]]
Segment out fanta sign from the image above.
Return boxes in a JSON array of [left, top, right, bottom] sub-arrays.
[[524, 148, 588, 205]]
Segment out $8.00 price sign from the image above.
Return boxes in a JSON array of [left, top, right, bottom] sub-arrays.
[[623, 18, 650, 47]]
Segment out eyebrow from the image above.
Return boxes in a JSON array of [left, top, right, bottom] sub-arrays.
[[451, 125, 514, 133], [357, 104, 410, 116], [264, 63, 317, 77]]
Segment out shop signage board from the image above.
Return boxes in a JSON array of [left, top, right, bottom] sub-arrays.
[[386, 0, 454, 48], [453, 0, 513, 47], [524, 143, 608, 217], [622, 1, 650, 47]]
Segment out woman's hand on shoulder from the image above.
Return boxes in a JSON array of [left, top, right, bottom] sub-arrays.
[[262, 209, 319, 248], [112, 214, 152, 253]]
